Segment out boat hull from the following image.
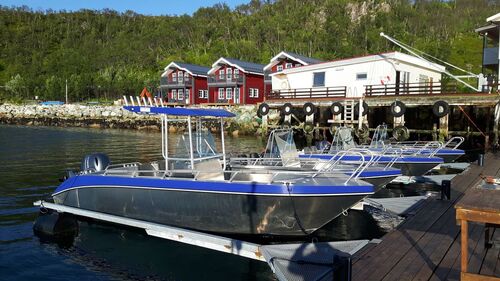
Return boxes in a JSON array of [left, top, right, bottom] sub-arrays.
[[391, 162, 439, 176], [53, 186, 367, 236]]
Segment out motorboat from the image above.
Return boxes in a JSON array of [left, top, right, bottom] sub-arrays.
[[301, 127, 444, 176], [50, 104, 375, 237], [369, 124, 465, 163], [230, 129, 402, 189]]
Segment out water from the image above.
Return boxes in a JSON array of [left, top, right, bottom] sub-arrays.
[[0, 125, 439, 281]]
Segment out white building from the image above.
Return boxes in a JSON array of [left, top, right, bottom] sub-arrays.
[[270, 51, 446, 97]]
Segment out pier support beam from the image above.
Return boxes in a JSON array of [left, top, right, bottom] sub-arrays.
[[493, 102, 500, 148], [261, 115, 268, 137], [439, 115, 449, 142], [393, 115, 405, 127]]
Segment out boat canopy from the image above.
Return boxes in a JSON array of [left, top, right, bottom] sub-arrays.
[[123, 106, 236, 118]]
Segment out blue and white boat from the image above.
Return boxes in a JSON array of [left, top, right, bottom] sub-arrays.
[[369, 124, 465, 163], [230, 129, 402, 188], [50, 102, 375, 237], [301, 127, 444, 176]]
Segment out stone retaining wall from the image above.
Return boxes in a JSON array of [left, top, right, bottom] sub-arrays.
[[0, 104, 279, 135]]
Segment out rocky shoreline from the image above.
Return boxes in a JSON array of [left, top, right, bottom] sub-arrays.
[[0, 104, 278, 135]]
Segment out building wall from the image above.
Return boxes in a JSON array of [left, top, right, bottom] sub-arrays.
[[245, 73, 265, 104], [193, 77, 208, 104], [271, 59, 442, 98], [270, 58, 303, 72]]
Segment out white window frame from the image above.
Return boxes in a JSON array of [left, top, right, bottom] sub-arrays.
[[277, 65, 283, 72], [172, 89, 177, 100], [198, 90, 204, 98], [227, 68, 232, 80], [356, 72, 368, 80], [226, 88, 232, 99], [218, 88, 225, 100], [254, 88, 259, 98], [178, 89, 184, 100], [219, 69, 225, 80], [234, 69, 239, 78], [178, 71, 183, 82], [172, 73, 177, 82], [204, 90, 208, 98], [285, 63, 292, 69], [249, 88, 254, 98]]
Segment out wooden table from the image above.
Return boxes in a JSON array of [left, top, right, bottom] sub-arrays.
[[456, 187, 500, 281]]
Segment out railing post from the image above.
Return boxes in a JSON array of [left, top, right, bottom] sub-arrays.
[[310, 88, 312, 98], [385, 84, 387, 96]]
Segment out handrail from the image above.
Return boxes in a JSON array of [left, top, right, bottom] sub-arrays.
[[443, 136, 464, 149]]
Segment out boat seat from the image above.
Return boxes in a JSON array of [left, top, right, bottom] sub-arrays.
[[194, 159, 224, 181]]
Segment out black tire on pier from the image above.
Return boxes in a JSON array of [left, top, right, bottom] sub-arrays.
[[282, 103, 293, 116], [393, 125, 410, 141], [330, 102, 343, 115], [390, 101, 406, 117], [354, 124, 370, 141], [303, 102, 316, 116], [432, 101, 450, 117], [354, 101, 369, 116], [257, 103, 270, 117]]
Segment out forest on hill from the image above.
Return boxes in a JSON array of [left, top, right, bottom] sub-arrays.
[[0, 0, 497, 102]]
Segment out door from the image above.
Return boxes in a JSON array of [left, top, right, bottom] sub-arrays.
[[234, 88, 240, 104]]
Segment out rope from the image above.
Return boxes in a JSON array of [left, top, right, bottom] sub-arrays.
[[457, 105, 486, 137]]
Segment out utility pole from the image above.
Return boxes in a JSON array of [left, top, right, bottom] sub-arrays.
[[65, 79, 68, 104]]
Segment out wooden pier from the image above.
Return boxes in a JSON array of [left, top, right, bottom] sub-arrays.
[[351, 153, 500, 281]]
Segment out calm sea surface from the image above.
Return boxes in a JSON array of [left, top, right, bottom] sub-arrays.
[[0, 124, 434, 281]]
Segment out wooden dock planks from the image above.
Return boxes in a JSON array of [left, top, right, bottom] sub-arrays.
[[352, 153, 500, 281]]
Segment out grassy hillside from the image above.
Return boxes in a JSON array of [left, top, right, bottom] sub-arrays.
[[0, 0, 496, 101]]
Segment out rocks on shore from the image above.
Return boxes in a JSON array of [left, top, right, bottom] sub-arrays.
[[0, 103, 279, 135]]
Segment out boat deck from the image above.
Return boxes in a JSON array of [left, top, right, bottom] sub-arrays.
[[351, 153, 500, 281]]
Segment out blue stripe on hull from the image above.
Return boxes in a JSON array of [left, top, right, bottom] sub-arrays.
[[54, 175, 374, 196]]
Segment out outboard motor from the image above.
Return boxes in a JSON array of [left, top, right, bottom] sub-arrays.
[[81, 153, 110, 172]]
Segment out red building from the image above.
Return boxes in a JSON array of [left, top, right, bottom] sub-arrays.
[[263, 51, 323, 95], [160, 62, 210, 105], [207, 58, 265, 105]]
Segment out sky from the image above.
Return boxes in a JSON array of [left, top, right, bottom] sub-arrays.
[[0, 0, 250, 16]]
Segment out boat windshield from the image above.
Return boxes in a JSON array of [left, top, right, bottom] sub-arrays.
[[328, 127, 356, 153], [370, 124, 389, 148], [174, 130, 219, 158], [264, 129, 300, 167]]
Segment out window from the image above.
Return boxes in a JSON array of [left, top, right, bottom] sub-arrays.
[[313, 72, 325, 87], [226, 88, 232, 99], [204, 90, 208, 98], [295, 63, 302, 67], [356, 73, 367, 80], [277, 65, 283, 72], [218, 88, 225, 100], [172, 89, 177, 100], [172, 73, 177, 82], [285, 63, 292, 69], [249, 88, 258, 98], [199, 90, 204, 98], [178, 89, 184, 100], [234, 69, 239, 78], [227, 68, 232, 80], [178, 71, 183, 82], [219, 69, 225, 80]]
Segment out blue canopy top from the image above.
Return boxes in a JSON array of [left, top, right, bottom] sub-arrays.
[[123, 106, 236, 117]]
